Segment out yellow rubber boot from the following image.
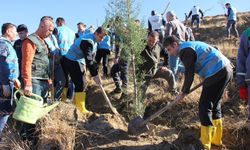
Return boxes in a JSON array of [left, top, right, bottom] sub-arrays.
[[73, 92, 90, 114], [211, 119, 223, 146], [200, 126, 215, 150], [61, 88, 68, 102]]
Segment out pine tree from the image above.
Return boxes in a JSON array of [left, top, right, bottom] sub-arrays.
[[105, 0, 147, 117]]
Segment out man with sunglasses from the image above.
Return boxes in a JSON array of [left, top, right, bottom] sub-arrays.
[[61, 27, 106, 114], [163, 35, 233, 149]]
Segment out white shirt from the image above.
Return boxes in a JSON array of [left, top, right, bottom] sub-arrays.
[[148, 14, 164, 31], [191, 6, 200, 16]]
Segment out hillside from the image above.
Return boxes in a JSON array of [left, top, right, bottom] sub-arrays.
[[1, 12, 250, 150]]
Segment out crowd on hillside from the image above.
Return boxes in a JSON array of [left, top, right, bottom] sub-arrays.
[[0, 2, 248, 150]]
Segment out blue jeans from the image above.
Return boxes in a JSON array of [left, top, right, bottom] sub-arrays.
[[0, 115, 9, 134], [191, 14, 200, 29], [32, 79, 49, 102], [227, 20, 239, 38], [20, 79, 49, 143], [0, 85, 14, 135], [168, 55, 185, 79]]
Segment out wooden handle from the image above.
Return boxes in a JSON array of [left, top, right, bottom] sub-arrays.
[[141, 82, 203, 125], [99, 84, 119, 115]]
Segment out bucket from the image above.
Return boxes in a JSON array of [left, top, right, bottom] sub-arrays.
[[13, 90, 59, 124]]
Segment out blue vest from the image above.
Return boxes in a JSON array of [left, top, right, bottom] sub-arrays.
[[65, 33, 97, 64], [57, 25, 75, 56], [180, 41, 230, 79], [0, 38, 19, 84], [98, 35, 111, 50], [228, 7, 237, 21]]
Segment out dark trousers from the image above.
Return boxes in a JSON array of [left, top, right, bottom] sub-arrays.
[[199, 66, 233, 126], [95, 49, 110, 76], [227, 20, 239, 38], [53, 63, 66, 100], [110, 60, 129, 89], [61, 57, 86, 92], [191, 15, 200, 29]]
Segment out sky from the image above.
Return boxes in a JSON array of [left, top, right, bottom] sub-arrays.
[[0, 0, 249, 33]]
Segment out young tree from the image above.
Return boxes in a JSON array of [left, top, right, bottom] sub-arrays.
[[105, 0, 147, 117]]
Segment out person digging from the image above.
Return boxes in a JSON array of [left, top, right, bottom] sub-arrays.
[[61, 27, 106, 114], [163, 35, 233, 150]]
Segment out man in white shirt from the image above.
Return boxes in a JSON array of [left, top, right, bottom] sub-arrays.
[[148, 10, 166, 43], [188, 6, 204, 29]]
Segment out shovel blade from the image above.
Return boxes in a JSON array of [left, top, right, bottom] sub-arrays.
[[128, 116, 149, 135]]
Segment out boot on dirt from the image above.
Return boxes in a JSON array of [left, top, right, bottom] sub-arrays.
[[112, 87, 122, 94], [73, 92, 92, 115], [211, 119, 223, 147], [200, 125, 215, 150]]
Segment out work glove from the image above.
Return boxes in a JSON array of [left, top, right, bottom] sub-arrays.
[[239, 86, 248, 102], [2, 85, 11, 97]]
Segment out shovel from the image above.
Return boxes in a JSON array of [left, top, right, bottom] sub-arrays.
[[99, 84, 119, 115], [99, 84, 128, 126], [128, 82, 203, 135]]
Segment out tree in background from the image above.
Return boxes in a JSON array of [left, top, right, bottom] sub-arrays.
[[105, 0, 148, 117]]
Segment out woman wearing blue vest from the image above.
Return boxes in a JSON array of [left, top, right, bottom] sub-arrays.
[[61, 27, 106, 114], [163, 35, 233, 150], [0, 23, 20, 136], [225, 3, 239, 38], [96, 35, 111, 78]]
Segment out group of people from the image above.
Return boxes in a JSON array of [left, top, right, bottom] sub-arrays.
[[0, 16, 108, 144], [0, 2, 247, 150]]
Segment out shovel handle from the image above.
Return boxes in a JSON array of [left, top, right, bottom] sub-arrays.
[[99, 84, 119, 115], [141, 82, 203, 125]]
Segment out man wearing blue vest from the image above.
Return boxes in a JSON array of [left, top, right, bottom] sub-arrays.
[[225, 3, 239, 38], [56, 17, 76, 102], [45, 31, 66, 101], [0, 23, 20, 137], [61, 27, 106, 114], [236, 27, 250, 128], [96, 35, 111, 78], [163, 36, 233, 149]]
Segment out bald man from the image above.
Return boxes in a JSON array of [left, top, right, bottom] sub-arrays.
[[21, 16, 54, 142]]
